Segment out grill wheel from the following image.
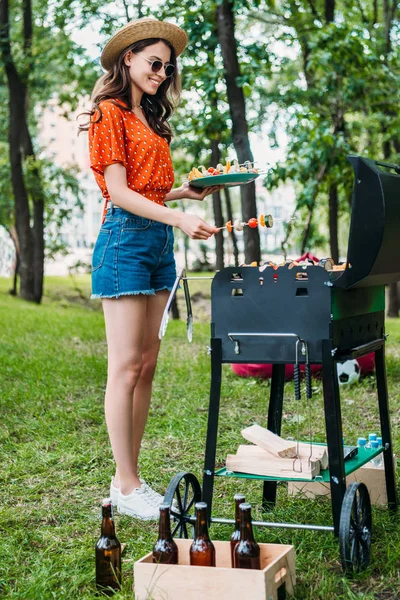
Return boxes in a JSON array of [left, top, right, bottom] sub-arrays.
[[339, 482, 372, 573]]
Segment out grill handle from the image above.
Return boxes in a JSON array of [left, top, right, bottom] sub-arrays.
[[374, 160, 400, 175]]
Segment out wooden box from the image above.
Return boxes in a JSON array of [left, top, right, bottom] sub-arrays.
[[134, 539, 295, 600], [288, 463, 389, 505]]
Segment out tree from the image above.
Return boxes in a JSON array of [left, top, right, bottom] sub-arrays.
[[260, 0, 400, 268], [0, 0, 98, 302], [217, 0, 260, 263]]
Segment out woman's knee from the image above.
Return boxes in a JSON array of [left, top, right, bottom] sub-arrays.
[[108, 358, 143, 390], [139, 353, 158, 384]]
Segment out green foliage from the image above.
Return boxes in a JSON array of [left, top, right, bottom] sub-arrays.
[[259, 1, 400, 254], [0, 0, 100, 259]]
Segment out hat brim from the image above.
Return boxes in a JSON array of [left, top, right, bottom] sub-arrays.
[[101, 18, 188, 71]]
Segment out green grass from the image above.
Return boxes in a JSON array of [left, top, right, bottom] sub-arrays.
[[0, 275, 399, 599]]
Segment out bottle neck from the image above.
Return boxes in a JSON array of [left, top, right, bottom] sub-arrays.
[[101, 505, 116, 537], [158, 508, 172, 539], [234, 498, 244, 531], [240, 509, 255, 542], [195, 508, 210, 539]]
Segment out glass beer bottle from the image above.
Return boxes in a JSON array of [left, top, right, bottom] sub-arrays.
[[230, 493, 245, 567], [95, 498, 121, 594], [234, 503, 261, 570], [152, 503, 179, 564], [190, 502, 216, 567]]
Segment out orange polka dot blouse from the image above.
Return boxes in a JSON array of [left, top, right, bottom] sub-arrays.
[[89, 99, 174, 218]]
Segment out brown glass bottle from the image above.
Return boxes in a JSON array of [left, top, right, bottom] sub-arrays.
[[190, 502, 216, 567], [234, 503, 261, 570], [152, 503, 179, 564], [230, 493, 245, 567], [95, 498, 121, 594]]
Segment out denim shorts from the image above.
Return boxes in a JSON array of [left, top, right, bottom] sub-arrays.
[[91, 206, 176, 299]]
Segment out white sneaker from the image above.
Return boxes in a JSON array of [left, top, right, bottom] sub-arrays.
[[118, 486, 161, 520], [141, 480, 165, 505], [109, 478, 165, 508]]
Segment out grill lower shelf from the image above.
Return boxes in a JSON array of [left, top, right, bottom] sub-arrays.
[[215, 445, 384, 483]]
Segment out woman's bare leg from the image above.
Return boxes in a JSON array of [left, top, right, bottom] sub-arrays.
[[102, 295, 147, 495], [132, 290, 170, 471], [113, 290, 169, 485]]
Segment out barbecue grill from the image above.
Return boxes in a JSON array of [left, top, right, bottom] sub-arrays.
[[163, 156, 399, 574]]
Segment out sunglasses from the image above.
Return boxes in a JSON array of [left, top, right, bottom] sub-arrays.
[[135, 53, 175, 78]]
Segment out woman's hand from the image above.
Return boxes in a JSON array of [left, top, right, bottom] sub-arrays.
[[179, 181, 224, 201], [177, 213, 219, 240]]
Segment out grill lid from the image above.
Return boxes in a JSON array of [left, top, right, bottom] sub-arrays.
[[333, 156, 400, 289]]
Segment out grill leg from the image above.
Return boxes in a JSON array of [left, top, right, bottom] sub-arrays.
[[322, 340, 346, 536], [375, 345, 398, 510], [202, 337, 222, 521], [262, 363, 285, 509]]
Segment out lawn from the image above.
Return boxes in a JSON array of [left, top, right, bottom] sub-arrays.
[[0, 275, 399, 599]]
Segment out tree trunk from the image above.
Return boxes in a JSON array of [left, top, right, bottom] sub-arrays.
[[0, 0, 35, 300], [210, 138, 224, 270], [328, 184, 339, 263], [217, 0, 260, 264], [0, 0, 45, 303], [6, 225, 20, 296], [325, 0, 341, 264], [300, 163, 327, 254], [224, 187, 239, 267], [325, 0, 335, 22], [387, 283, 400, 318]]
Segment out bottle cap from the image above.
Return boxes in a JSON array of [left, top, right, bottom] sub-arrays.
[[102, 497, 112, 506], [371, 440, 379, 448], [239, 502, 252, 511], [368, 433, 377, 441], [357, 437, 367, 446], [195, 501, 207, 510], [159, 503, 170, 511], [234, 493, 246, 501]]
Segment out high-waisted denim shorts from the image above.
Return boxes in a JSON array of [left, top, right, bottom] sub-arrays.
[[91, 206, 176, 299]]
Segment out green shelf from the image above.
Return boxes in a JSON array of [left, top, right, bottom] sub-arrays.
[[215, 445, 384, 483]]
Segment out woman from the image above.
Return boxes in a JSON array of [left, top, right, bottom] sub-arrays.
[[81, 18, 220, 519]]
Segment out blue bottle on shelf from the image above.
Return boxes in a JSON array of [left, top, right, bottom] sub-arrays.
[[357, 437, 367, 450], [366, 433, 377, 449], [370, 440, 383, 467]]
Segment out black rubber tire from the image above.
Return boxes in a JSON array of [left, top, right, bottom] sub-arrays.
[[339, 482, 372, 574], [163, 472, 202, 539]]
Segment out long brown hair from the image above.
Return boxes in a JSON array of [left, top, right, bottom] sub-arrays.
[[78, 38, 181, 143]]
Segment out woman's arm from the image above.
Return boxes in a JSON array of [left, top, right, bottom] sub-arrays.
[[104, 163, 218, 240]]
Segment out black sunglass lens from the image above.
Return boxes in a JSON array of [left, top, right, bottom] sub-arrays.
[[151, 60, 163, 73], [165, 64, 175, 77]]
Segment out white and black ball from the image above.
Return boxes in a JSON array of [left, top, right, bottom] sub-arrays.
[[337, 359, 361, 386]]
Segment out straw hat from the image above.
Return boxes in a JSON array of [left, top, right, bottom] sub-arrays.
[[101, 18, 188, 71]]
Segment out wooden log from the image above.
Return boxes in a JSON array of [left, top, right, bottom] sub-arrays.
[[237, 443, 328, 470], [241, 425, 328, 468], [241, 424, 297, 458], [226, 450, 320, 479]]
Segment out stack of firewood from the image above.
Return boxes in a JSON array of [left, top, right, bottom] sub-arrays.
[[226, 424, 328, 480]]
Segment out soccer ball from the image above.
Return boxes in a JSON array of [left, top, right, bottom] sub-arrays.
[[337, 359, 361, 385]]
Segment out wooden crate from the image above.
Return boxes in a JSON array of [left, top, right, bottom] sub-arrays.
[[288, 462, 389, 505], [134, 539, 295, 600]]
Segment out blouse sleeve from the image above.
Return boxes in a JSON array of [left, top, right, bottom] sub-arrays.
[[89, 101, 127, 175]]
